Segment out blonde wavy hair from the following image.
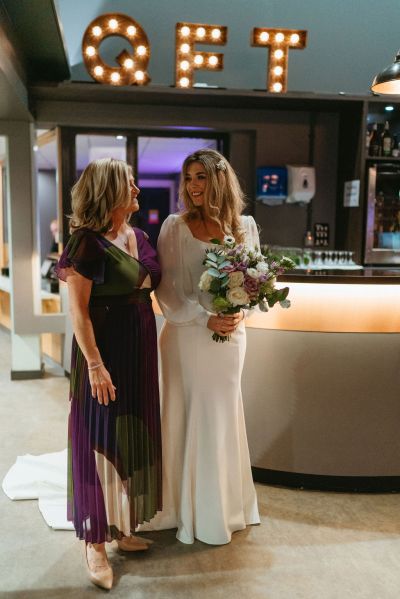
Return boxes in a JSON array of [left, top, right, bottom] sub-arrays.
[[69, 158, 132, 233], [179, 149, 246, 242]]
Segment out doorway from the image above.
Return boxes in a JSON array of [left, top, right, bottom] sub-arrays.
[[136, 135, 220, 245]]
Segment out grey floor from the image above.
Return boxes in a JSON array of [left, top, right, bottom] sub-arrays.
[[1, 327, 400, 599]]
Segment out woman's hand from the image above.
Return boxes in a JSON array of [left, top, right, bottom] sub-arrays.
[[88, 364, 116, 406], [207, 311, 244, 337]]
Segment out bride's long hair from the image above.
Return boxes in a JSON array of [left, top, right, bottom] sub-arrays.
[[179, 149, 246, 243]]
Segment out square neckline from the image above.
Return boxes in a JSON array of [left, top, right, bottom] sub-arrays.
[[181, 219, 222, 246]]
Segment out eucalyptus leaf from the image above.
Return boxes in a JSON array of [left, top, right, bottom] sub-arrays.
[[279, 299, 291, 309], [221, 277, 229, 288], [258, 301, 269, 312], [207, 268, 220, 277], [206, 252, 218, 262]]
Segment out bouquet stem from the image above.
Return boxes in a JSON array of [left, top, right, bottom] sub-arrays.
[[212, 332, 231, 343]]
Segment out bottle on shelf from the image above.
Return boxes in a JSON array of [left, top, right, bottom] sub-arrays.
[[369, 123, 380, 157], [390, 209, 400, 232], [381, 120, 392, 157], [304, 230, 314, 247], [392, 135, 399, 157], [366, 127, 371, 151]]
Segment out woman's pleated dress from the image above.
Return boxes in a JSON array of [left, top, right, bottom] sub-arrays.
[[56, 227, 162, 544]]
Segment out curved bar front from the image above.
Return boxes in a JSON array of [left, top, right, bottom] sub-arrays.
[[242, 272, 400, 491]]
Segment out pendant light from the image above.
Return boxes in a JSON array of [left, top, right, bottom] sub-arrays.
[[371, 50, 400, 94]]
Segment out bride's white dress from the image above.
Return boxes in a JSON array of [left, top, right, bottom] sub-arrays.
[[142, 214, 260, 545]]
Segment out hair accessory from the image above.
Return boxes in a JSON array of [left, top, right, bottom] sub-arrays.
[[216, 159, 227, 172]]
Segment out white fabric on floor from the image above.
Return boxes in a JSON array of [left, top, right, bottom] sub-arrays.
[[2, 450, 73, 530]]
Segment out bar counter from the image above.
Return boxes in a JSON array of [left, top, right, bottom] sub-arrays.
[[242, 267, 400, 491]]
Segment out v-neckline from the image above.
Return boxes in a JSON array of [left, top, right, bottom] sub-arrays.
[[101, 236, 138, 261], [99, 231, 153, 284]]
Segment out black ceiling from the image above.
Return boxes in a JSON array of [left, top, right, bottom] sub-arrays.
[[1, 0, 70, 83]]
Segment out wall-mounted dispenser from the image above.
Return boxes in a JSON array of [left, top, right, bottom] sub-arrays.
[[286, 165, 315, 204]]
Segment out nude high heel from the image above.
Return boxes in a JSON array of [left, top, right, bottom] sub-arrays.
[[84, 542, 113, 590], [116, 535, 152, 552]]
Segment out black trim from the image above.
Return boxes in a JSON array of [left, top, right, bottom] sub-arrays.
[[11, 362, 44, 380], [252, 467, 400, 493]]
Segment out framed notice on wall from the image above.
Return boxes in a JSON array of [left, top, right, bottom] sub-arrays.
[[314, 223, 329, 247]]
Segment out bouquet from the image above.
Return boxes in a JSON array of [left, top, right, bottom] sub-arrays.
[[199, 235, 295, 342]]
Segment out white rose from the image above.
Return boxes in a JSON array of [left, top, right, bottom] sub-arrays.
[[228, 271, 244, 288], [199, 271, 213, 291], [226, 286, 250, 306], [256, 261, 269, 273], [246, 267, 260, 279]]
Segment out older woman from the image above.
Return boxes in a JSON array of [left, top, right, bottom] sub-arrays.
[[56, 158, 161, 590]]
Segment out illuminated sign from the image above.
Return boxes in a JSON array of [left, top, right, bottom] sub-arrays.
[[82, 14, 307, 93], [82, 13, 150, 86], [175, 22, 227, 88]]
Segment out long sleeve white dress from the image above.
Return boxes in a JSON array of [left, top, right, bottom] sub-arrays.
[[144, 213, 260, 545]]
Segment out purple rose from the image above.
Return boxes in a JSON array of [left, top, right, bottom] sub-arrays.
[[244, 274, 259, 300]]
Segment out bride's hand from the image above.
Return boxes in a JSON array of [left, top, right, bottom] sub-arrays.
[[88, 364, 116, 406], [207, 312, 244, 336]]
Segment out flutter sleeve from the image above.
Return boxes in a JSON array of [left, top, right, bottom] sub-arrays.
[[55, 229, 105, 284], [155, 215, 212, 327]]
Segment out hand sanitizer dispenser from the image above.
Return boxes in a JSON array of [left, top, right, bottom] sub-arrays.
[[286, 165, 316, 204]]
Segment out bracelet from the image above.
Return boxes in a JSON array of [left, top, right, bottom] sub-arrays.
[[88, 361, 103, 371]]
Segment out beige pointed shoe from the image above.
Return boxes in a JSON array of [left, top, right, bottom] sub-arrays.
[[116, 535, 152, 552], [84, 542, 113, 590]]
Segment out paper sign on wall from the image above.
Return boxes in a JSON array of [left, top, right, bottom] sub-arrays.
[[343, 180, 360, 207]]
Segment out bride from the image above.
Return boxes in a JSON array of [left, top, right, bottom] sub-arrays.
[[148, 149, 261, 544]]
